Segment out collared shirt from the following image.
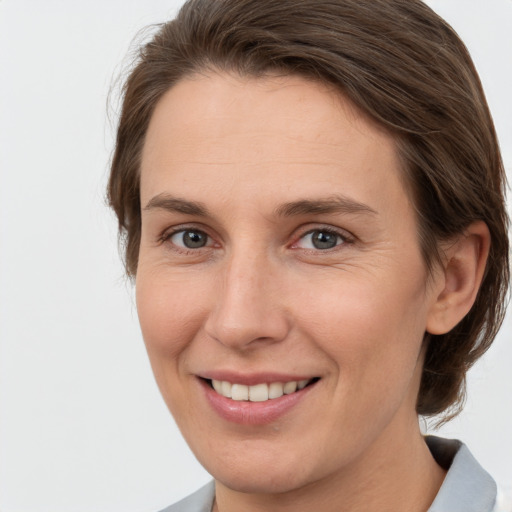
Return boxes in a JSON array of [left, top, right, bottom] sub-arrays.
[[426, 436, 497, 511], [160, 436, 498, 512]]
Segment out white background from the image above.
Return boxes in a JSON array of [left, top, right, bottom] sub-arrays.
[[0, 1, 511, 511]]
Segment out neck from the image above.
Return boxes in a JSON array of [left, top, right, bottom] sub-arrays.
[[213, 419, 446, 512]]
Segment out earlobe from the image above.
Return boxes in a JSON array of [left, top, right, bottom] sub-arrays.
[[426, 221, 490, 335]]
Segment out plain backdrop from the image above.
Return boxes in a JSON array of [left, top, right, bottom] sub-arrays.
[[0, 1, 511, 511]]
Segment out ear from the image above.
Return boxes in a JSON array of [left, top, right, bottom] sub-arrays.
[[426, 221, 490, 335]]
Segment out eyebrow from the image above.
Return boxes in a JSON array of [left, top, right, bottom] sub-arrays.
[[144, 194, 209, 216], [143, 193, 378, 218], [275, 196, 378, 217]]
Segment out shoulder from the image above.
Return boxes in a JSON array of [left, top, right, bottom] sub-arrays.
[[157, 481, 215, 512]]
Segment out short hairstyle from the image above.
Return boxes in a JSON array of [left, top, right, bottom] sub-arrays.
[[108, 0, 509, 420]]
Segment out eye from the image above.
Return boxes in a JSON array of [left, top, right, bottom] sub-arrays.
[[296, 229, 345, 250], [169, 229, 211, 249]]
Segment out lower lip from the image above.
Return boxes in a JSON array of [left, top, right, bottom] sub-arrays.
[[200, 379, 317, 425]]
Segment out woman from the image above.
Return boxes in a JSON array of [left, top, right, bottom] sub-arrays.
[[108, 0, 509, 510]]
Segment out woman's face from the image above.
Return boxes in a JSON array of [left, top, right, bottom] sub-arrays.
[[137, 73, 443, 493]]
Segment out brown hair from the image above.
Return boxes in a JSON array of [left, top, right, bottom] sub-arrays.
[[108, 0, 509, 419]]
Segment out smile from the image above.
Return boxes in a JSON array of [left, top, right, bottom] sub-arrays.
[[210, 378, 317, 402], [201, 375, 320, 424]]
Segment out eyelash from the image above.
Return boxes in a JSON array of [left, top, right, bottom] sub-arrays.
[[159, 226, 216, 255], [291, 227, 353, 252], [159, 225, 354, 255]]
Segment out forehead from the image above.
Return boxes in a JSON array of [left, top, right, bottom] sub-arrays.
[[143, 72, 394, 156], [140, 72, 409, 217]]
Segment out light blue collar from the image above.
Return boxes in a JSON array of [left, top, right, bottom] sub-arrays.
[[426, 436, 497, 512]]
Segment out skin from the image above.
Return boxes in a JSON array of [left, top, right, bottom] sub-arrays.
[[136, 72, 489, 512]]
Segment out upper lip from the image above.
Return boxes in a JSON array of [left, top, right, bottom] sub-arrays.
[[198, 371, 319, 386]]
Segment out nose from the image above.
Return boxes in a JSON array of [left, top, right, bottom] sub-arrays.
[[204, 249, 291, 350]]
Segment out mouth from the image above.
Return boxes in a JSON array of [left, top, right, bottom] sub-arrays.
[[205, 377, 320, 402], [199, 375, 320, 425]]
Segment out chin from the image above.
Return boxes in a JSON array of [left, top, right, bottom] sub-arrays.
[[213, 467, 312, 495], [194, 442, 327, 495]]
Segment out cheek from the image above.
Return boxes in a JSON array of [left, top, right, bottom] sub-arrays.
[[135, 269, 208, 361], [296, 270, 429, 381], [135, 269, 214, 420]]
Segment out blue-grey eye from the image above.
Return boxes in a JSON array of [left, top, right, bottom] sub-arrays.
[[298, 230, 343, 250], [171, 229, 209, 249]]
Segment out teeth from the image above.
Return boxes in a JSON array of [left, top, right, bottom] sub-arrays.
[[211, 379, 313, 402], [249, 383, 269, 402], [298, 379, 309, 390], [268, 382, 284, 399], [221, 380, 232, 398], [231, 384, 249, 401], [283, 381, 297, 394]]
